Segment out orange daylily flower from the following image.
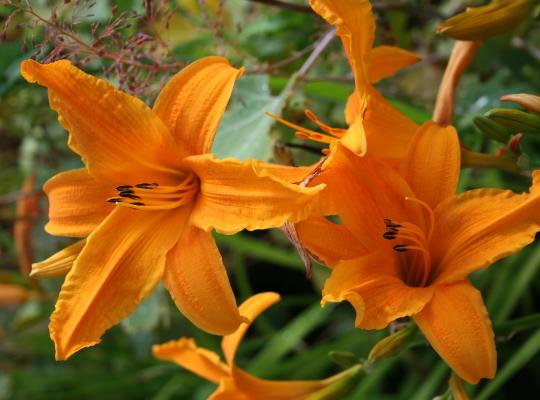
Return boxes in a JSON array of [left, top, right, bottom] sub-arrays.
[[22, 57, 324, 360], [298, 122, 540, 384], [153, 292, 356, 399], [272, 0, 420, 158]]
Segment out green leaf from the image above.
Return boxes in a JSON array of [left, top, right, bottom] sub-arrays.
[[121, 285, 167, 334], [212, 74, 294, 161]]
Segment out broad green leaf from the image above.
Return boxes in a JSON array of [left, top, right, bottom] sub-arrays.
[[213, 74, 294, 161], [122, 285, 168, 334]]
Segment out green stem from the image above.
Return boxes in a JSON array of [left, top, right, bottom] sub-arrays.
[[461, 149, 520, 172]]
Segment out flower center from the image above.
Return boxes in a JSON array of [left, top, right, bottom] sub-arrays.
[[267, 109, 346, 154], [383, 197, 435, 287], [107, 172, 198, 211]]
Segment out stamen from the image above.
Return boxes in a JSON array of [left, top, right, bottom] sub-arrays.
[[108, 173, 198, 211], [405, 197, 435, 241], [393, 245, 408, 252], [304, 109, 346, 138]]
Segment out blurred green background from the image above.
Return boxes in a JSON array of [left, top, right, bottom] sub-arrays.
[[1, 0, 540, 399]]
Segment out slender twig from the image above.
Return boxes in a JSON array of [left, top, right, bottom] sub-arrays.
[[247, 41, 318, 74], [297, 28, 336, 80]]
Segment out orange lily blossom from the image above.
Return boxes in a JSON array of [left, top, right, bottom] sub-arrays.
[[153, 292, 357, 400], [21, 57, 324, 360], [296, 122, 540, 384], [270, 0, 420, 159]]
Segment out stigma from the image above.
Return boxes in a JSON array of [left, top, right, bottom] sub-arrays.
[[107, 172, 198, 211]]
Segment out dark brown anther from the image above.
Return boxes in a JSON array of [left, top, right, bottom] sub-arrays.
[[383, 232, 397, 240], [130, 202, 145, 206], [115, 185, 133, 191], [393, 245, 408, 252], [107, 198, 123, 203], [135, 183, 156, 189], [119, 193, 141, 200]]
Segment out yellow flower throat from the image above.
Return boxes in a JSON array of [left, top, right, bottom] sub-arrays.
[[107, 172, 199, 210], [383, 197, 435, 287]]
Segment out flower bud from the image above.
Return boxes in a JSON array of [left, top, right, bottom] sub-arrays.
[[484, 108, 540, 134], [437, 0, 533, 41], [367, 324, 416, 363], [473, 115, 512, 143]]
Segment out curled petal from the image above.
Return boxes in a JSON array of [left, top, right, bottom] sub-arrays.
[[368, 46, 420, 83], [43, 169, 113, 237], [31, 239, 85, 278], [164, 226, 244, 336], [153, 338, 229, 384], [184, 154, 324, 235], [153, 56, 243, 155], [414, 281, 496, 384], [222, 292, 280, 366], [20, 59, 179, 185], [323, 252, 433, 329]]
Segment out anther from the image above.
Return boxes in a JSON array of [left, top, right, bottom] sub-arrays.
[[107, 198, 123, 203], [130, 202, 145, 206], [135, 183, 157, 189], [115, 185, 132, 191], [119, 193, 141, 200], [383, 232, 397, 240], [393, 245, 408, 252]]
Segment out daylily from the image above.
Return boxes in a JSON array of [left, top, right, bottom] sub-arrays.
[[297, 122, 540, 384], [22, 57, 323, 360], [153, 292, 357, 399], [271, 0, 420, 159]]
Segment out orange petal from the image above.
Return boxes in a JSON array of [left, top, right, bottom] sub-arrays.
[[30, 239, 85, 278], [163, 226, 244, 335], [222, 292, 281, 366], [363, 91, 420, 160], [431, 171, 540, 284], [414, 281, 496, 384], [399, 121, 460, 209], [210, 377, 247, 400], [43, 169, 113, 237], [323, 252, 434, 329], [296, 216, 366, 267], [20, 59, 179, 185], [367, 46, 420, 83], [310, 0, 374, 96], [230, 367, 335, 399], [153, 56, 243, 156], [254, 161, 314, 184], [152, 337, 229, 384], [49, 206, 189, 360], [340, 116, 367, 155], [184, 154, 324, 235], [317, 142, 421, 249]]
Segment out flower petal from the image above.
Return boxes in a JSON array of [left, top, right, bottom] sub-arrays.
[[414, 281, 496, 384], [163, 226, 244, 335], [399, 121, 460, 208], [317, 143, 422, 249], [43, 169, 114, 237], [501, 93, 540, 114], [296, 216, 366, 267], [323, 252, 434, 329], [153, 56, 243, 155], [230, 367, 334, 399], [222, 292, 281, 366], [346, 91, 419, 160], [30, 239, 85, 278], [367, 46, 420, 83], [20, 59, 179, 184], [152, 337, 229, 384], [431, 171, 540, 284], [184, 154, 324, 235], [310, 0, 374, 95], [50, 206, 189, 360]]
